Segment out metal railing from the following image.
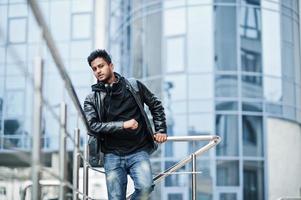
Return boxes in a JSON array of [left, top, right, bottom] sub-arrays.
[[23, 0, 222, 200]]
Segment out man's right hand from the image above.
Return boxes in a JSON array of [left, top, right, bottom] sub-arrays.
[[123, 119, 139, 130]]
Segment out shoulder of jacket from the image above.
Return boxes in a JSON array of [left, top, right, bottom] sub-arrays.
[[127, 77, 140, 93], [84, 92, 95, 102]]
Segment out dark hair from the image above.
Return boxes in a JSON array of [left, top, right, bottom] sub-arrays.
[[87, 49, 112, 66]]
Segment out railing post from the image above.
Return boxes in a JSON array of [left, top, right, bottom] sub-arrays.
[[191, 153, 197, 200], [83, 136, 89, 199], [59, 103, 67, 200], [73, 128, 80, 200], [32, 56, 43, 200]]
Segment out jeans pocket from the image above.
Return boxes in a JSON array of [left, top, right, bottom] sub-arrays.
[[104, 154, 120, 172]]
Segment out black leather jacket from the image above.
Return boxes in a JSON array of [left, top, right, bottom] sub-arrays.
[[83, 74, 167, 153]]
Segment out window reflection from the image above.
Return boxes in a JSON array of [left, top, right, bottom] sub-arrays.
[[72, 13, 91, 39], [215, 75, 238, 97], [217, 160, 239, 186], [220, 193, 237, 200], [243, 115, 263, 157], [195, 159, 213, 199], [242, 101, 262, 112], [8, 18, 27, 44], [242, 75, 262, 98], [188, 74, 213, 99], [166, 36, 185, 73], [243, 161, 264, 200], [240, 0, 262, 73], [163, 1, 186, 36], [216, 115, 238, 156], [215, 0, 237, 71], [165, 161, 186, 187], [215, 101, 238, 111]]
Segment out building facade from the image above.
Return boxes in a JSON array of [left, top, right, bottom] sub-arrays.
[[0, 0, 104, 199], [108, 0, 301, 199]]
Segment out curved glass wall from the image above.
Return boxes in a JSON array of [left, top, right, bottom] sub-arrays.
[[108, 0, 300, 199]]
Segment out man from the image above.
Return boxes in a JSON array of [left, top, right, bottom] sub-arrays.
[[84, 49, 167, 200]]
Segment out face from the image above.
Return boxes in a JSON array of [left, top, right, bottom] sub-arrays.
[[91, 57, 114, 83]]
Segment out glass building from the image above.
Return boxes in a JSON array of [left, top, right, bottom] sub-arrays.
[[108, 0, 301, 200], [0, 0, 96, 152], [0, 0, 300, 199], [0, 0, 103, 199]]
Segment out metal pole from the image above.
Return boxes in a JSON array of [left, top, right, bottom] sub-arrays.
[[191, 153, 197, 200], [73, 128, 80, 200], [59, 103, 67, 200], [83, 136, 89, 200], [32, 56, 43, 200]]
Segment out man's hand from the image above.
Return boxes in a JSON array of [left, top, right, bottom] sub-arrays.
[[154, 133, 167, 143], [123, 119, 139, 130]]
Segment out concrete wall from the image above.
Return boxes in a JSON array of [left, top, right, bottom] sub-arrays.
[[266, 117, 301, 199]]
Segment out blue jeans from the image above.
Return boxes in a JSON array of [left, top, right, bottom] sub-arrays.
[[104, 151, 154, 200]]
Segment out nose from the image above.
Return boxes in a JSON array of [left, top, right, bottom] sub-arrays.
[[96, 67, 102, 74]]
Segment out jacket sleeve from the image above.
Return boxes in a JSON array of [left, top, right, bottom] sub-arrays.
[[137, 81, 167, 134], [84, 93, 124, 135]]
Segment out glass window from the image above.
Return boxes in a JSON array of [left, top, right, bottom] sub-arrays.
[[188, 74, 213, 99], [6, 75, 25, 89], [243, 161, 264, 200], [50, 1, 70, 41], [70, 41, 92, 59], [189, 100, 213, 113], [166, 36, 185, 73], [262, 0, 281, 78], [282, 42, 294, 78], [220, 193, 237, 200], [169, 101, 186, 114], [168, 194, 182, 200], [215, 101, 238, 111], [215, 75, 238, 97], [282, 81, 295, 106], [242, 115, 263, 157], [164, 75, 187, 101], [240, 0, 261, 40], [8, 18, 27, 43], [242, 75, 262, 98], [283, 19, 293, 44], [0, 47, 5, 64], [165, 114, 188, 158], [6, 44, 27, 64], [216, 115, 239, 156], [264, 77, 282, 102], [72, 0, 93, 12], [187, 0, 214, 73], [0, 6, 8, 45], [189, 113, 214, 134], [72, 13, 91, 39], [266, 103, 282, 116], [163, 0, 186, 36], [164, 161, 186, 187], [282, 105, 296, 120], [8, 3, 28, 17], [241, 49, 261, 73], [217, 160, 239, 186], [195, 159, 213, 199], [5, 90, 24, 117], [215, 1, 237, 71], [242, 101, 262, 112]]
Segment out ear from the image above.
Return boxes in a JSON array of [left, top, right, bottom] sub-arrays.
[[110, 63, 114, 70]]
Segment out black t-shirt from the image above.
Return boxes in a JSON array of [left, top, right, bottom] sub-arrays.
[[102, 78, 151, 155]]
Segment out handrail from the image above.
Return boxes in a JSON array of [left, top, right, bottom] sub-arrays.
[[153, 135, 221, 184]]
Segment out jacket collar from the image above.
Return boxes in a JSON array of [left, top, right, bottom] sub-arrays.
[[91, 72, 123, 92]]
